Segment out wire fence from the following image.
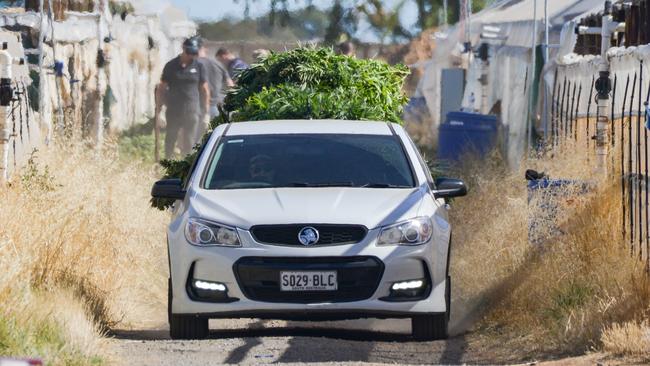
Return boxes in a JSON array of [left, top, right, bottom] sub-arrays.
[[549, 59, 650, 274]]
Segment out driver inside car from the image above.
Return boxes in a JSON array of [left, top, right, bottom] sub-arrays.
[[248, 154, 275, 183]]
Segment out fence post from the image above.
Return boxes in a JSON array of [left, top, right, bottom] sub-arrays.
[[577, 1, 626, 175]]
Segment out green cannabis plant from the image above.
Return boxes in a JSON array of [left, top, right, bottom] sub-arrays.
[[152, 47, 409, 210]]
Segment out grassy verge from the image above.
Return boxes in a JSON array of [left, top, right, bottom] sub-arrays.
[[115, 119, 161, 164], [449, 147, 650, 361], [0, 145, 168, 364], [0, 292, 103, 365]]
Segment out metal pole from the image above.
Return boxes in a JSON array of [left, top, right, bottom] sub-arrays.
[[542, 0, 549, 140], [575, 83, 582, 141], [577, 1, 625, 174], [595, 3, 614, 175], [550, 68, 558, 147], [467, 0, 472, 45], [637, 61, 643, 259], [94, 0, 106, 147], [46, 0, 64, 137], [568, 83, 578, 139], [565, 81, 571, 140], [621, 75, 630, 241], [443, 0, 448, 27], [527, 0, 538, 153], [629, 73, 637, 251], [586, 76, 595, 149], [611, 74, 618, 147], [560, 76, 567, 146], [645, 100, 649, 263], [610, 75, 617, 172], [37, 0, 51, 144], [0, 47, 13, 184]]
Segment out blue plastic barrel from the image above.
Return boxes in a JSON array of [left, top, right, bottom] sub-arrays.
[[437, 111, 498, 161]]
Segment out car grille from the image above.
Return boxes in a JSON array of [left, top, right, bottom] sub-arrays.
[[250, 224, 367, 246], [234, 256, 384, 303]]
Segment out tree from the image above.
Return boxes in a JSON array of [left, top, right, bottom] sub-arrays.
[[357, 0, 412, 44], [234, 0, 301, 24], [412, 0, 491, 30], [2, 0, 23, 6], [199, 6, 329, 42], [323, 0, 358, 45], [229, 1, 492, 44]]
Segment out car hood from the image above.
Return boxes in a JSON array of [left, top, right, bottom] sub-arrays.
[[188, 187, 426, 230]]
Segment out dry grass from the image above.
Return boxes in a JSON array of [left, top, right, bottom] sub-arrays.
[[449, 147, 650, 360], [0, 144, 168, 364], [602, 321, 650, 356], [1, 133, 649, 364]]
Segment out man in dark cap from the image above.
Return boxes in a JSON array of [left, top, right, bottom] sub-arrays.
[[155, 36, 210, 158]]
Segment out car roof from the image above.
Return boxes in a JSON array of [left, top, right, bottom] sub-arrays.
[[224, 119, 395, 136]]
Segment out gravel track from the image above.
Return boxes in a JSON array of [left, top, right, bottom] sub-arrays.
[[108, 319, 528, 365]]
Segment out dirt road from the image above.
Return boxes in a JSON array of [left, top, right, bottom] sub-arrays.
[[108, 319, 539, 365]]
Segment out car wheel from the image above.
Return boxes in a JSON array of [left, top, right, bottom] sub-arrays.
[[168, 278, 209, 340], [411, 313, 448, 341], [411, 280, 449, 341]]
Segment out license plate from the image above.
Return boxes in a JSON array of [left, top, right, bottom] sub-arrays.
[[280, 271, 337, 291]]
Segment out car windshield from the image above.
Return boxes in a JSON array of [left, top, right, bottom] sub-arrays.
[[203, 134, 415, 190]]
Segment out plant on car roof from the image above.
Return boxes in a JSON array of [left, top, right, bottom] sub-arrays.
[[225, 47, 409, 122], [152, 47, 409, 210]]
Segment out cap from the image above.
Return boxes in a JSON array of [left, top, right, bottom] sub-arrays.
[[183, 36, 202, 55]]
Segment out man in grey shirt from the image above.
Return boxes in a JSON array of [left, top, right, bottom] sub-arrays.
[[199, 45, 233, 120]]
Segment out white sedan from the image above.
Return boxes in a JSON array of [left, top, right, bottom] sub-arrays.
[[152, 120, 467, 340]]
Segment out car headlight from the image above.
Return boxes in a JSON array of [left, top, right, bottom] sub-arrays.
[[377, 217, 433, 246], [185, 218, 241, 247]]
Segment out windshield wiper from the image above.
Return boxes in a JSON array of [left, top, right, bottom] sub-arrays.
[[284, 182, 356, 187], [361, 183, 410, 188]]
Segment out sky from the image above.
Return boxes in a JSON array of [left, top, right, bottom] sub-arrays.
[[169, 0, 419, 27]]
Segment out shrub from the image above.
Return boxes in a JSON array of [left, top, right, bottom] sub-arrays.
[[152, 47, 409, 210]]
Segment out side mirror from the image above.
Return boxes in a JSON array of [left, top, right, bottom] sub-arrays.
[[151, 178, 186, 200], [433, 178, 468, 199]]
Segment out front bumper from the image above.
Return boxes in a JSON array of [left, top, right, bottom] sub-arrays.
[[169, 228, 448, 317]]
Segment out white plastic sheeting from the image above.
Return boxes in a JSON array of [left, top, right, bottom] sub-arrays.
[[551, 45, 650, 120], [0, 30, 42, 179], [0, 2, 196, 132], [419, 0, 605, 167]]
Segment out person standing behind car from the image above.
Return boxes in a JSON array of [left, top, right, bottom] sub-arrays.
[[337, 41, 356, 57], [198, 45, 234, 122], [156, 36, 210, 158], [215, 47, 249, 80]]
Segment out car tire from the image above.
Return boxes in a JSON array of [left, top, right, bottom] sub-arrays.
[[411, 279, 450, 341], [168, 278, 209, 340], [411, 313, 448, 341]]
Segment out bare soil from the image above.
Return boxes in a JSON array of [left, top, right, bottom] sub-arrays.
[[107, 319, 613, 365]]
